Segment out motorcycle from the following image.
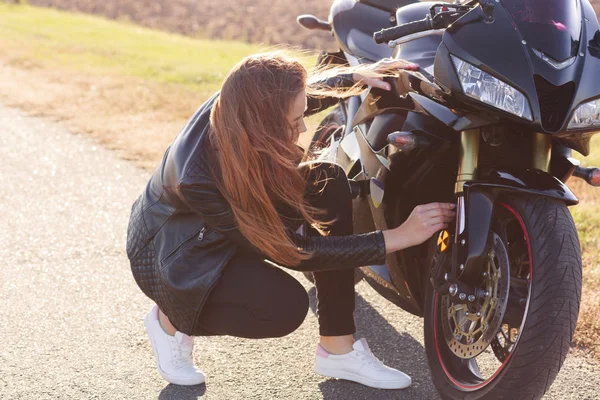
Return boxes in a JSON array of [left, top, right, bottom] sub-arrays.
[[297, 0, 600, 398]]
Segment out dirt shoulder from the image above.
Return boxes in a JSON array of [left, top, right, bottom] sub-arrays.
[[0, 60, 316, 170], [0, 61, 211, 170]]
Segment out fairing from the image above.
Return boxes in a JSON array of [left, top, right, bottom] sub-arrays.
[[502, 0, 582, 62], [433, 0, 600, 142]]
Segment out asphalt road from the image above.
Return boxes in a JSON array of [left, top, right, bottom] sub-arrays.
[[1, 104, 599, 399]]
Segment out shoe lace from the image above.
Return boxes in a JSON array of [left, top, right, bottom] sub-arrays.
[[356, 349, 386, 370], [172, 336, 194, 368]]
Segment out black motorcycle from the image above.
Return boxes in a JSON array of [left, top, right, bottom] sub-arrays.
[[298, 0, 600, 398]]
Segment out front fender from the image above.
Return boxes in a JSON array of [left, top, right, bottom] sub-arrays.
[[466, 167, 579, 206], [458, 168, 578, 282]]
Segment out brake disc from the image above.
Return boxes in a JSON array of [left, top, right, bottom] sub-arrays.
[[440, 233, 510, 359]]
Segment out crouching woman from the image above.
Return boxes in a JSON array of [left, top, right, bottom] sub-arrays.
[[126, 52, 455, 389]]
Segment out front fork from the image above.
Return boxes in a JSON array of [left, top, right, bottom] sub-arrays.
[[453, 129, 481, 252], [440, 130, 552, 302]]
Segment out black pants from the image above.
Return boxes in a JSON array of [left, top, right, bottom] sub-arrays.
[[191, 162, 356, 338]]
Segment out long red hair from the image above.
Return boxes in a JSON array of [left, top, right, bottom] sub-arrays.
[[208, 51, 378, 266]]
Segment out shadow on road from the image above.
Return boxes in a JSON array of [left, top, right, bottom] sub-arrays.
[[158, 383, 206, 399], [308, 287, 439, 400], [156, 284, 438, 400]]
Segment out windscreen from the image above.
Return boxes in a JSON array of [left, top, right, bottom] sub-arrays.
[[501, 0, 582, 62]]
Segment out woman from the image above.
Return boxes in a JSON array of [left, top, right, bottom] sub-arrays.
[[126, 52, 455, 390]]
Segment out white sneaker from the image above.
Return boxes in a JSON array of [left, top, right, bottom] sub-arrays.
[[143, 304, 205, 386], [314, 338, 412, 390]]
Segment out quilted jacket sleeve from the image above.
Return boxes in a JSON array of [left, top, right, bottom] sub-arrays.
[[288, 229, 387, 272], [177, 172, 387, 272], [305, 73, 356, 117]]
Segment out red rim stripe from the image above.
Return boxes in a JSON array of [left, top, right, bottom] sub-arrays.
[[433, 202, 533, 391]]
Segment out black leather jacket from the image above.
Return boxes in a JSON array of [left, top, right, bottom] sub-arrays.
[[126, 81, 387, 334]]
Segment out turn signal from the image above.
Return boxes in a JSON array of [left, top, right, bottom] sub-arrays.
[[574, 166, 600, 187], [592, 169, 600, 186], [387, 131, 430, 152]]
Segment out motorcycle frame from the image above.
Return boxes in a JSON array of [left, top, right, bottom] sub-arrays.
[[330, 74, 580, 317]]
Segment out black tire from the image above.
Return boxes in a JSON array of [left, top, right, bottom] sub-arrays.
[[305, 106, 345, 156], [424, 195, 582, 400]]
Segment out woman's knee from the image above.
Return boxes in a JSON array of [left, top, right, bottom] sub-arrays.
[[191, 265, 310, 338]]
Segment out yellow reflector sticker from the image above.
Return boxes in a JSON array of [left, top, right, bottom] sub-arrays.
[[437, 230, 450, 252]]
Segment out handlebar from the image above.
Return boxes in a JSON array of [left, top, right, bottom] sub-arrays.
[[373, 16, 434, 45], [373, 2, 476, 45]]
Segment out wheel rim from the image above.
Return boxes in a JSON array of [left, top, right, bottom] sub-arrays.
[[432, 202, 533, 391]]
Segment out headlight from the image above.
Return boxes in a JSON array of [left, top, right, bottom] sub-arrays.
[[451, 55, 533, 121], [568, 98, 600, 130]]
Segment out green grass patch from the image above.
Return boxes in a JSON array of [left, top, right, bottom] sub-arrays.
[[580, 135, 600, 167], [0, 3, 315, 95]]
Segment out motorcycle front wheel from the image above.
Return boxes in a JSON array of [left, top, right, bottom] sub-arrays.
[[424, 194, 582, 400]]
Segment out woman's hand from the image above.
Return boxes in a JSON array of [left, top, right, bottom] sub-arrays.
[[383, 202, 456, 253], [352, 58, 419, 91]]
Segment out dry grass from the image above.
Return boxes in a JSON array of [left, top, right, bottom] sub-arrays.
[[570, 180, 600, 358]]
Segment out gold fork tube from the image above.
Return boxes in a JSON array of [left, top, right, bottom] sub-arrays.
[[532, 132, 552, 172], [455, 129, 481, 194]]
